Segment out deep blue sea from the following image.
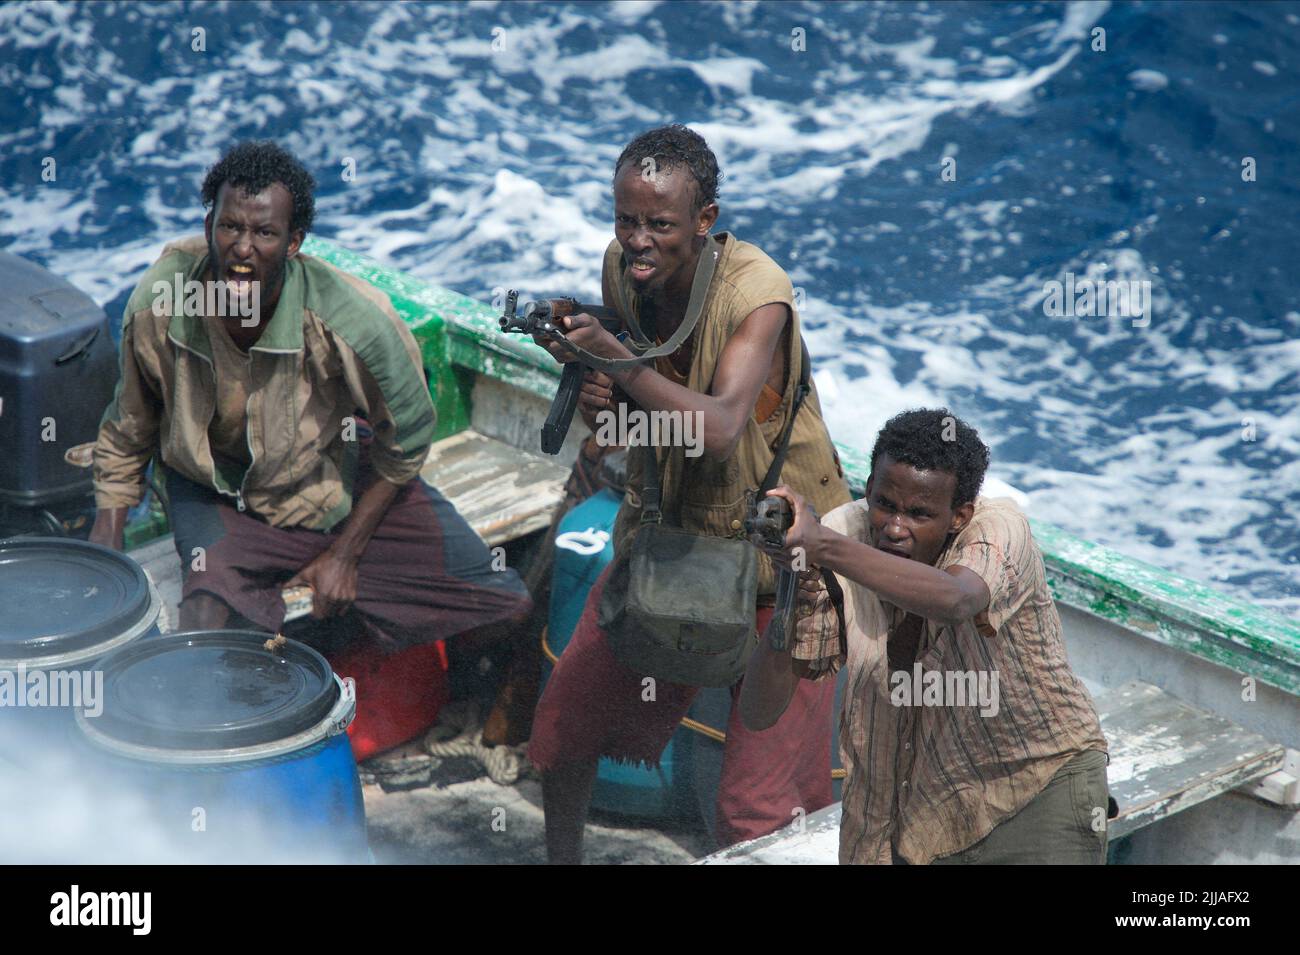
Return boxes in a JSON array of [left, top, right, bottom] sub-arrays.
[[1, 0, 1296, 615]]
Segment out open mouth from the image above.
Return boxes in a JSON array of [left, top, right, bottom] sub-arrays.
[[227, 263, 255, 287], [628, 258, 656, 282]]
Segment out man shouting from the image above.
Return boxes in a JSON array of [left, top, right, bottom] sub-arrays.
[[91, 140, 530, 654]]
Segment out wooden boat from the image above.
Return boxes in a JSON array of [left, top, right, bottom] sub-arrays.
[[120, 236, 1299, 864]]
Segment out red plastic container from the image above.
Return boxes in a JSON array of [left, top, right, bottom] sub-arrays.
[[324, 639, 449, 762]]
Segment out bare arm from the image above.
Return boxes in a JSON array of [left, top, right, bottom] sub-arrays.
[[327, 475, 403, 563], [295, 321, 430, 619], [816, 530, 990, 627], [89, 506, 129, 552], [740, 569, 839, 730], [614, 302, 787, 460], [739, 607, 824, 731], [766, 486, 991, 628]]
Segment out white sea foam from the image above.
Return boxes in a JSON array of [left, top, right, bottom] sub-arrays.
[[1128, 69, 1169, 91], [0, 748, 357, 864], [0, 0, 1293, 614]]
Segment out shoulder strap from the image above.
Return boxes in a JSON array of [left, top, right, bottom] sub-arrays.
[[757, 337, 812, 496], [820, 568, 848, 659]]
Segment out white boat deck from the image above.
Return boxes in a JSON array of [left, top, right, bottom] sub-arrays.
[[697, 679, 1288, 864], [1100, 681, 1284, 838], [696, 804, 842, 865], [415, 429, 569, 547]]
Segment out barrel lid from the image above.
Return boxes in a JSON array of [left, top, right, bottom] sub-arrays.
[[0, 537, 152, 660], [93, 631, 339, 750]]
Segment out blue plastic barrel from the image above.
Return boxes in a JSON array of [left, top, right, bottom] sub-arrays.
[[76, 630, 368, 863], [544, 489, 731, 821], [0, 537, 161, 764]]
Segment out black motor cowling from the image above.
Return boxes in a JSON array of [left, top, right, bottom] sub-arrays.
[[0, 250, 119, 535]]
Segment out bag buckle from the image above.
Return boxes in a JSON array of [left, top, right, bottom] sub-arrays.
[[640, 487, 662, 525]]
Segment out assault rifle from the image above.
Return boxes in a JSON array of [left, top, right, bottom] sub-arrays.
[[498, 290, 625, 455]]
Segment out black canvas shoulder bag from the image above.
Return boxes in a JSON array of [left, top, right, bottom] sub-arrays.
[[598, 341, 812, 687]]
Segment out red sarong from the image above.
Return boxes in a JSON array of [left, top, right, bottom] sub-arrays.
[[529, 564, 834, 847]]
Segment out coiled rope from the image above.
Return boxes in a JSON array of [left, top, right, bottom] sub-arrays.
[[423, 702, 529, 786]]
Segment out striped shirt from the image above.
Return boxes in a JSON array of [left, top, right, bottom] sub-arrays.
[[792, 496, 1107, 864]]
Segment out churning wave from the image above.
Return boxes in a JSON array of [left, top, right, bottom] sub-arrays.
[[1, 0, 1296, 613]]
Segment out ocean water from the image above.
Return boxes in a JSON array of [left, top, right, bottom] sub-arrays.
[[1, 0, 1296, 615]]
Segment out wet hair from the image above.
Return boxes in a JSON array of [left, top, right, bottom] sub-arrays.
[[869, 408, 990, 508], [614, 124, 721, 213], [201, 141, 316, 235]]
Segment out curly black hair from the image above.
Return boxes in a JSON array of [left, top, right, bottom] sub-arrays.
[[614, 124, 722, 213], [201, 141, 316, 235], [869, 408, 990, 508]]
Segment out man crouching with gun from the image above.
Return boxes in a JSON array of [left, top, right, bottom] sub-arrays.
[[742, 409, 1110, 865]]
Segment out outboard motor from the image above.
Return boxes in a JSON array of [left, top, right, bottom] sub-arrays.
[[0, 250, 119, 537]]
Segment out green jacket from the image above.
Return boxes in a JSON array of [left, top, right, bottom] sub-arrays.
[[93, 236, 436, 531]]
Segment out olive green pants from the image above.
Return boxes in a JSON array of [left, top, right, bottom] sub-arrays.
[[930, 749, 1111, 865]]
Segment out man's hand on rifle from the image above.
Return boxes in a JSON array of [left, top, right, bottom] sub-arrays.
[[578, 369, 617, 430], [533, 312, 632, 364], [756, 485, 825, 577]]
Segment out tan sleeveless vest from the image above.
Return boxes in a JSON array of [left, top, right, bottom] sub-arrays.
[[603, 232, 851, 596]]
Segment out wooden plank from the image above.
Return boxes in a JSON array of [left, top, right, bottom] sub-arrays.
[[1240, 770, 1300, 807], [128, 534, 182, 633], [1100, 681, 1286, 839], [130, 534, 182, 596], [419, 429, 569, 547], [1238, 747, 1300, 806]]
